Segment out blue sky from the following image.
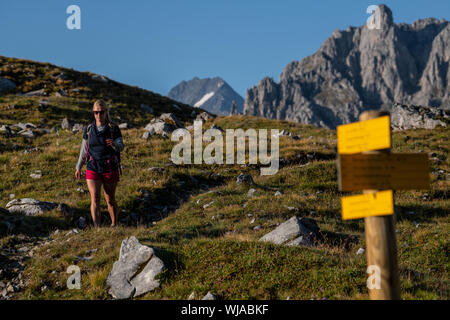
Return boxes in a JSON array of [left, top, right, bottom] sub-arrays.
[[0, 0, 449, 98]]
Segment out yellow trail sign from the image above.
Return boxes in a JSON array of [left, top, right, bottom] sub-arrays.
[[341, 190, 394, 220], [338, 153, 430, 191], [337, 116, 390, 154]]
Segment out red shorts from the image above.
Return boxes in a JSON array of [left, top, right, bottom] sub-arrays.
[[86, 169, 120, 183]]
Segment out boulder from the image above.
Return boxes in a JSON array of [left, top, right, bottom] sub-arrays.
[[106, 236, 165, 299], [5, 198, 58, 216], [259, 216, 319, 246], [144, 120, 175, 135], [0, 78, 16, 93], [159, 113, 184, 128], [130, 255, 165, 297]]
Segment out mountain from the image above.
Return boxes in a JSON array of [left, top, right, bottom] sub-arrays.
[[244, 4, 450, 128], [168, 77, 244, 115]]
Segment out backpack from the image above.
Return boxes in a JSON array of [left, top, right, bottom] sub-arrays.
[[86, 122, 122, 175]]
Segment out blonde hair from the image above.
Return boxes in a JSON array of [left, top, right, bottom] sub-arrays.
[[93, 99, 112, 123]]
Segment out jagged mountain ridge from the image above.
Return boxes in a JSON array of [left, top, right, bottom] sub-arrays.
[[244, 4, 450, 128], [168, 77, 244, 116]]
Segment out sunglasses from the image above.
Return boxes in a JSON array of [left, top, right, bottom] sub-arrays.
[[93, 110, 105, 115]]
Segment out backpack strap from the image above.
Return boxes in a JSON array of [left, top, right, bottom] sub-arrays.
[[85, 123, 93, 162], [107, 122, 122, 176]]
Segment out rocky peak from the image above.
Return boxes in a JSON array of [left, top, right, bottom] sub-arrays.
[[244, 5, 449, 128]]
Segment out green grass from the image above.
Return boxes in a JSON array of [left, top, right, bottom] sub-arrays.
[[0, 55, 448, 300]]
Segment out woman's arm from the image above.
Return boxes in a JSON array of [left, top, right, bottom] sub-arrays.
[[75, 138, 88, 170]]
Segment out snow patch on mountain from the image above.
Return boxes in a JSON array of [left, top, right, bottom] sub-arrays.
[[194, 92, 215, 107]]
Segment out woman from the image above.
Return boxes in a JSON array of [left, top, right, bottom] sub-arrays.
[[75, 99, 124, 227]]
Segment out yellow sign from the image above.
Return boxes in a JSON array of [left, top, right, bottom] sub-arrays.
[[341, 190, 394, 220], [338, 153, 430, 191], [337, 116, 390, 154]]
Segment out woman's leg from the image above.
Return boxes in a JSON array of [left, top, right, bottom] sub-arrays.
[[103, 181, 119, 227], [87, 179, 102, 227]]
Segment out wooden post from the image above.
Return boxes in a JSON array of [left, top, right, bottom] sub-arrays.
[[360, 110, 400, 300]]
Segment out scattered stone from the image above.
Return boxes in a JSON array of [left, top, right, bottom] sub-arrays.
[[144, 120, 174, 136], [61, 118, 73, 130], [274, 191, 283, 196], [203, 201, 214, 209], [30, 170, 42, 179], [356, 248, 365, 255], [6, 198, 58, 216], [196, 112, 214, 122], [250, 218, 256, 224], [23, 88, 45, 96], [106, 236, 165, 299], [57, 203, 72, 216], [147, 167, 164, 173], [236, 173, 254, 185], [188, 291, 195, 300], [159, 113, 184, 128], [18, 129, 36, 138], [119, 123, 129, 129], [259, 216, 320, 246], [202, 292, 217, 300], [253, 225, 262, 231], [247, 188, 256, 197], [72, 123, 84, 133], [77, 187, 87, 194]]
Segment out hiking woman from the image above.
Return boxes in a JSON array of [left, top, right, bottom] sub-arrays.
[[74, 99, 124, 227]]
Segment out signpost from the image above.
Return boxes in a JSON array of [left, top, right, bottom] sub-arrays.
[[336, 111, 430, 300]]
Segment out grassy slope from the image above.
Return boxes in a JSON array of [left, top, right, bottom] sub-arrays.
[[0, 57, 449, 300]]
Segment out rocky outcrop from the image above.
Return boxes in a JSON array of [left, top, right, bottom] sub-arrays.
[[390, 102, 448, 130], [168, 77, 244, 115], [5, 198, 58, 216], [244, 5, 450, 128]]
